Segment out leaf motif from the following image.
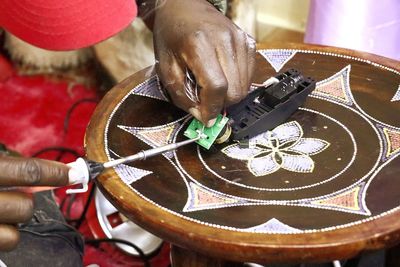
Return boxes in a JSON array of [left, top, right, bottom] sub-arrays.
[[272, 121, 303, 145], [221, 144, 265, 161], [248, 153, 280, 176], [281, 153, 314, 173], [286, 138, 330, 155]]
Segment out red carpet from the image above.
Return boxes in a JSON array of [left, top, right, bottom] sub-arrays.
[[0, 54, 170, 267]]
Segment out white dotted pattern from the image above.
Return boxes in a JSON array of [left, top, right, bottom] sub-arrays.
[[102, 49, 400, 234]]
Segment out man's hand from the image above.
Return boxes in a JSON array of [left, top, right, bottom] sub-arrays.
[[0, 156, 69, 251], [151, 0, 256, 126]]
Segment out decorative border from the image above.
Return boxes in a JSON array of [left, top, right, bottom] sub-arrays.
[[257, 49, 400, 76], [103, 49, 400, 234], [258, 49, 298, 72], [391, 85, 400, 102]]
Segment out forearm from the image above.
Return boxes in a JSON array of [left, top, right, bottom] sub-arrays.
[[136, 0, 227, 30], [151, 0, 255, 124]]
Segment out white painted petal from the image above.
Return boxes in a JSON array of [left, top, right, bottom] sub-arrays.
[[272, 121, 303, 144], [221, 144, 264, 160], [248, 153, 280, 176], [281, 153, 314, 173], [286, 138, 330, 155]]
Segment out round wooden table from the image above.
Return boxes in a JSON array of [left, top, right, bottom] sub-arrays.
[[86, 43, 400, 266]]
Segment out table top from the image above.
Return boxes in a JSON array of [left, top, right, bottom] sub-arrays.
[[86, 43, 400, 263]]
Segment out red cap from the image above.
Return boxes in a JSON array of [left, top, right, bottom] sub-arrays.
[[0, 0, 137, 50]]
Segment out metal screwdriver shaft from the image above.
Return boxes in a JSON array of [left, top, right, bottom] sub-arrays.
[[67, 132, 204, 194], [103, 135, 202, 169]]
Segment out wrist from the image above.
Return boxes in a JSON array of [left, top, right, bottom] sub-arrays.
[[136, 0, 227, 19]]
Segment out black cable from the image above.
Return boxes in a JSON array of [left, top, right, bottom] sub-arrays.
[[85, 238, 151, 267], [74, 182, 96, 229], [30, 99, 90, 221], [74, 184, 163, 267], [31, 145, 81, 222], [31, 146, 82, 158], [65, 193, 77, 223], [59, 194, 68, 212], [29, 97, 162, 266], [73, 183, 162, 267], [63, 98, 98, 134]]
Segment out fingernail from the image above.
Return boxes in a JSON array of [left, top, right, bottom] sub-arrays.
[[189, 107, 202, 121], [206, 118, 217, 127]]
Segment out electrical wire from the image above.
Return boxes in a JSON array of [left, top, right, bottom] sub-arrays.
[[31, 146, 82, 158], [65, 193, 77, 222], [63, 98, 98, 133], [31, 97, 159, 266], [85, 238, 151, 267], [74, 182, 96, 229]]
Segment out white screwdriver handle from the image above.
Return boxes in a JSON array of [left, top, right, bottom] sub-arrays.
[[66, 157, 90, 194]]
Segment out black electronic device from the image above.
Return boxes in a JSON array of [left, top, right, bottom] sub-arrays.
[[226, 69, 316, 141]]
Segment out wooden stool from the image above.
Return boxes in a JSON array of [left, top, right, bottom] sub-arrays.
[[86, 44, 400, 266]]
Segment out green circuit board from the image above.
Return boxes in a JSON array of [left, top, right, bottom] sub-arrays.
[[184, 114, 229, 150]]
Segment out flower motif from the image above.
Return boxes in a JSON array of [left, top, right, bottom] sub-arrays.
[[221, 121, 330, 176]]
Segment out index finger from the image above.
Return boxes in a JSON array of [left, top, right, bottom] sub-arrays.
[[0, 156, 69, 187], [182, 36, 228, 125]]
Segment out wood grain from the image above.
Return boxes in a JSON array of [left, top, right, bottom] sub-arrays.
[[86, 43, 400, 264]]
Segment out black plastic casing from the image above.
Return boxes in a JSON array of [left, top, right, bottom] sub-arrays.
[[227, 69, 316, 141], [86, 159, 105, 179]]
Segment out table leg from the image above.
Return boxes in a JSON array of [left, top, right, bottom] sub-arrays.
[[170, 245, 243, 267]]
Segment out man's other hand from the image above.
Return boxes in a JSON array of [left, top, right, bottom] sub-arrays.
[[0, 156, 69, 251], [153, 0, 256, 126]]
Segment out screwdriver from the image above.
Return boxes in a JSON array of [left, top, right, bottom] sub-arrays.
[[67, 135, 203, 194]]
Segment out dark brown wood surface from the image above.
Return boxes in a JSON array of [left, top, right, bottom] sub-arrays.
[[86, 43, 400, 264]]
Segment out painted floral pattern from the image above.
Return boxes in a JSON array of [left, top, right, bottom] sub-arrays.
[[221, 121, 330, 176]]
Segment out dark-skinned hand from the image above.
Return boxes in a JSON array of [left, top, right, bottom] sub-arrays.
[[0, 156, 69, 251], [152, 0, 256, 126]]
